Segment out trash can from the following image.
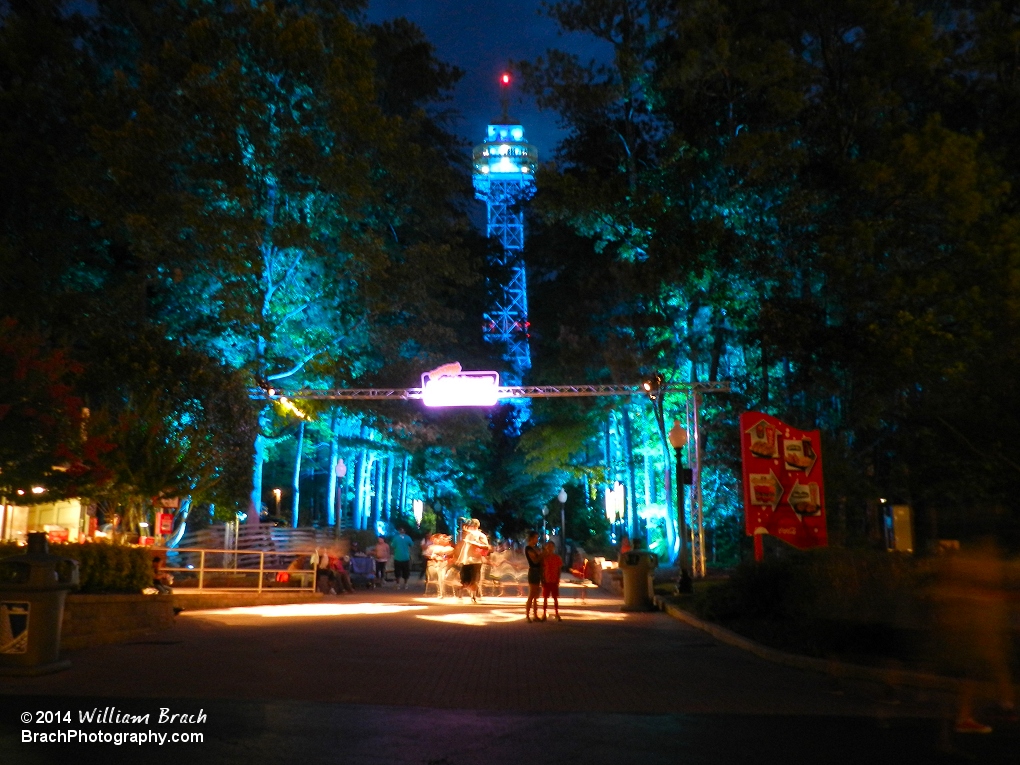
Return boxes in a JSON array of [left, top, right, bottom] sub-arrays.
[[0, 532, 79, 675], [619, 549, 658, 611]]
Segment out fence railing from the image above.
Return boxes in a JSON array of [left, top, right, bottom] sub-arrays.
[[161, 547, 318, 594]]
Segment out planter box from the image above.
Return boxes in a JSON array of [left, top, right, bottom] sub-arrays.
[[61, 594, 175, 651]]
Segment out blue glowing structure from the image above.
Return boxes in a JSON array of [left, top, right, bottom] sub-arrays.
[[472, 76, 536, 385]]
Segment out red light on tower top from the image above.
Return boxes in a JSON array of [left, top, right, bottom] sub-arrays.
[[497, 70, 512, 121]]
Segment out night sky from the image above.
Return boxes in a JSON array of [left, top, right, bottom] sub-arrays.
[[365, 0, 609, 158]]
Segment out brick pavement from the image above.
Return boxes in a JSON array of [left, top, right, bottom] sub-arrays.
[[0, 581, 949, 717], [2, 580, 1018, 764]]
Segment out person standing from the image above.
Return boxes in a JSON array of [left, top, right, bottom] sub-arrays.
[[391, 526, 413, 590], [372, 536, 391, 586], [524, 532, 543, 622], [541, 541, 563, 622]]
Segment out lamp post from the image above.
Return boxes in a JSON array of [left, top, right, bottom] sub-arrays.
[[668, 419, 693, 594], [272, 488, 282, 517], [557, 488, 567, 558], [541, 506, 548, 540]]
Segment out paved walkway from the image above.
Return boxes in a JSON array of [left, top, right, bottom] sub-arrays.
[[1, 581, 1016, 763]]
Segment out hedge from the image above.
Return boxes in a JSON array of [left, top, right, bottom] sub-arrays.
[[0, 542, 151, 593]]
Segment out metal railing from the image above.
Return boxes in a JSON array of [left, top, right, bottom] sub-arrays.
[[160, 547, 318, 594]]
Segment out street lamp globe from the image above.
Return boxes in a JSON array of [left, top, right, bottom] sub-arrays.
[[557, 488, 567, 504], [668, 420, 688, 449]]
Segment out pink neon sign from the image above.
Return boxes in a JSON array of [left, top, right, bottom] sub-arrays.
[[421, 371, 500, 407]]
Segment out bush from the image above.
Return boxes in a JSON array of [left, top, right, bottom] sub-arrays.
[[0, 541, 151, 593], [691, 547, 922, 624]]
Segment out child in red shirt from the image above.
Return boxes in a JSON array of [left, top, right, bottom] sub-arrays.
[[541, 541, 563, 622]]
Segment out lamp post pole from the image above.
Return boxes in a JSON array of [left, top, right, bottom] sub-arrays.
[[542, 506, 548, 541], [557, 488, 567, 558], [669, 420, 693, 594]]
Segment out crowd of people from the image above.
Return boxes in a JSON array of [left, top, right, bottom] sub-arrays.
[[268, 520, 583, 621]]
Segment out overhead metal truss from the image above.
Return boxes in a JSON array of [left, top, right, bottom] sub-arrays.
[[273, 381, 730, 401], [268, 379, 730, 578]]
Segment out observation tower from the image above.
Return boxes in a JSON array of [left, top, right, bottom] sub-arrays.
[[472, 73, 536, 385]]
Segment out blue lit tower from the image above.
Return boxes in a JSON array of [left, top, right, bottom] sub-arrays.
[[472, 72, 536, 385]]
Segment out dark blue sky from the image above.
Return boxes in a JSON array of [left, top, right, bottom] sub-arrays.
[[365, 0, 609, 159]]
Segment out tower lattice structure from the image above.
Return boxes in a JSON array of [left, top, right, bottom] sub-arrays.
[[472, 104, 536, 385]]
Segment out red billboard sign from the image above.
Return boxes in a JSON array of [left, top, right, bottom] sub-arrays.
[[155, 512, 174, 536], [740, 411, 827, 551]]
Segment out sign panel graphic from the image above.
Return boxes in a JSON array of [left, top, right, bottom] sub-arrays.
[[740, 412, 827, 550], [0, 602, 29, 654]]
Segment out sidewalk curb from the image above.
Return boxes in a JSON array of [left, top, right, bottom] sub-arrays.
[[654, 596, 962, 693]]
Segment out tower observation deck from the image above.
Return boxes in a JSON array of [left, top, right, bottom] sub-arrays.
[[472, 74, 536, 385]]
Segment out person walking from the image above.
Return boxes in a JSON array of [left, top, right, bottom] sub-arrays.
[[391, 526, 413, 590], [541, 541, 563, 622], [372, 536, 391, 586], [455, 518, 489, 603], [524, 532, 543, 622], [424, 533, 454, 597]]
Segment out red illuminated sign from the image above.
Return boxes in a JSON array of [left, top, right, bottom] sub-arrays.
[[740, 411, 827, 551], [156, 512, 174, 535]]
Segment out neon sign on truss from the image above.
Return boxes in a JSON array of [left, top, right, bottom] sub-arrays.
[[421, 370, 501, 408]]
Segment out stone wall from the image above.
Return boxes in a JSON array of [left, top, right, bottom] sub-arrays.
[[171, 590, 322, 611], [61, 594, 175, 651]]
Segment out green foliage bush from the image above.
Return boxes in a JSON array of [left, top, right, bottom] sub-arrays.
[[692, 548, 922, 624], [0, 542, 151, 593]]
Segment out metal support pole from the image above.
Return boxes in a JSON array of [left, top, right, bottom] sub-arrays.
[[559, 501, 566, 559], [675, 447, 693, 594], [691, 392, 706, 578], [198, 550, 205, 591], [258, 550, 264, 594]]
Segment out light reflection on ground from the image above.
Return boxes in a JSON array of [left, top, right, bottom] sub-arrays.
[[418, 610, 523, 626], [411, 594, 613, 607], [417, 608, 628, 626], [191, 603, 429, 618]]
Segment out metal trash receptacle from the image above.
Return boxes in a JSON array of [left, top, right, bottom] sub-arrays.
[[618, 550, 658, 611], [0, 532, 79, 675]]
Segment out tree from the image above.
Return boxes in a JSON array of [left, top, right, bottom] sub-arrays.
[[524, 0, 1020, 553], [0, 320, 113, 499]]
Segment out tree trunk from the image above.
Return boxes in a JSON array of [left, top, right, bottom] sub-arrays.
[[384, 453, 395, 524], [290, 420, 305, 528], [398, 454, 409, 524], [326, 408, 339, 528], [371, 457, 382, 532], [248, 409, 270, 523], [644, 452, 652, 506], [709, 308, 726, 382], [652, 398, 677, 562], [354, 449, 368, 529], [622, 405, 638, 540]]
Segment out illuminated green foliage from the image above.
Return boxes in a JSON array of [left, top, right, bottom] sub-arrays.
[[525, 0, 1020, 551]]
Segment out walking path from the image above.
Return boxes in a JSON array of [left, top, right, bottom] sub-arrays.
[[1, 580, 1016, 763]]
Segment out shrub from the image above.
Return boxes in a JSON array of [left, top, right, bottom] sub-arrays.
[[0, 541, 151, 593], [692, 547, 923, 624]]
